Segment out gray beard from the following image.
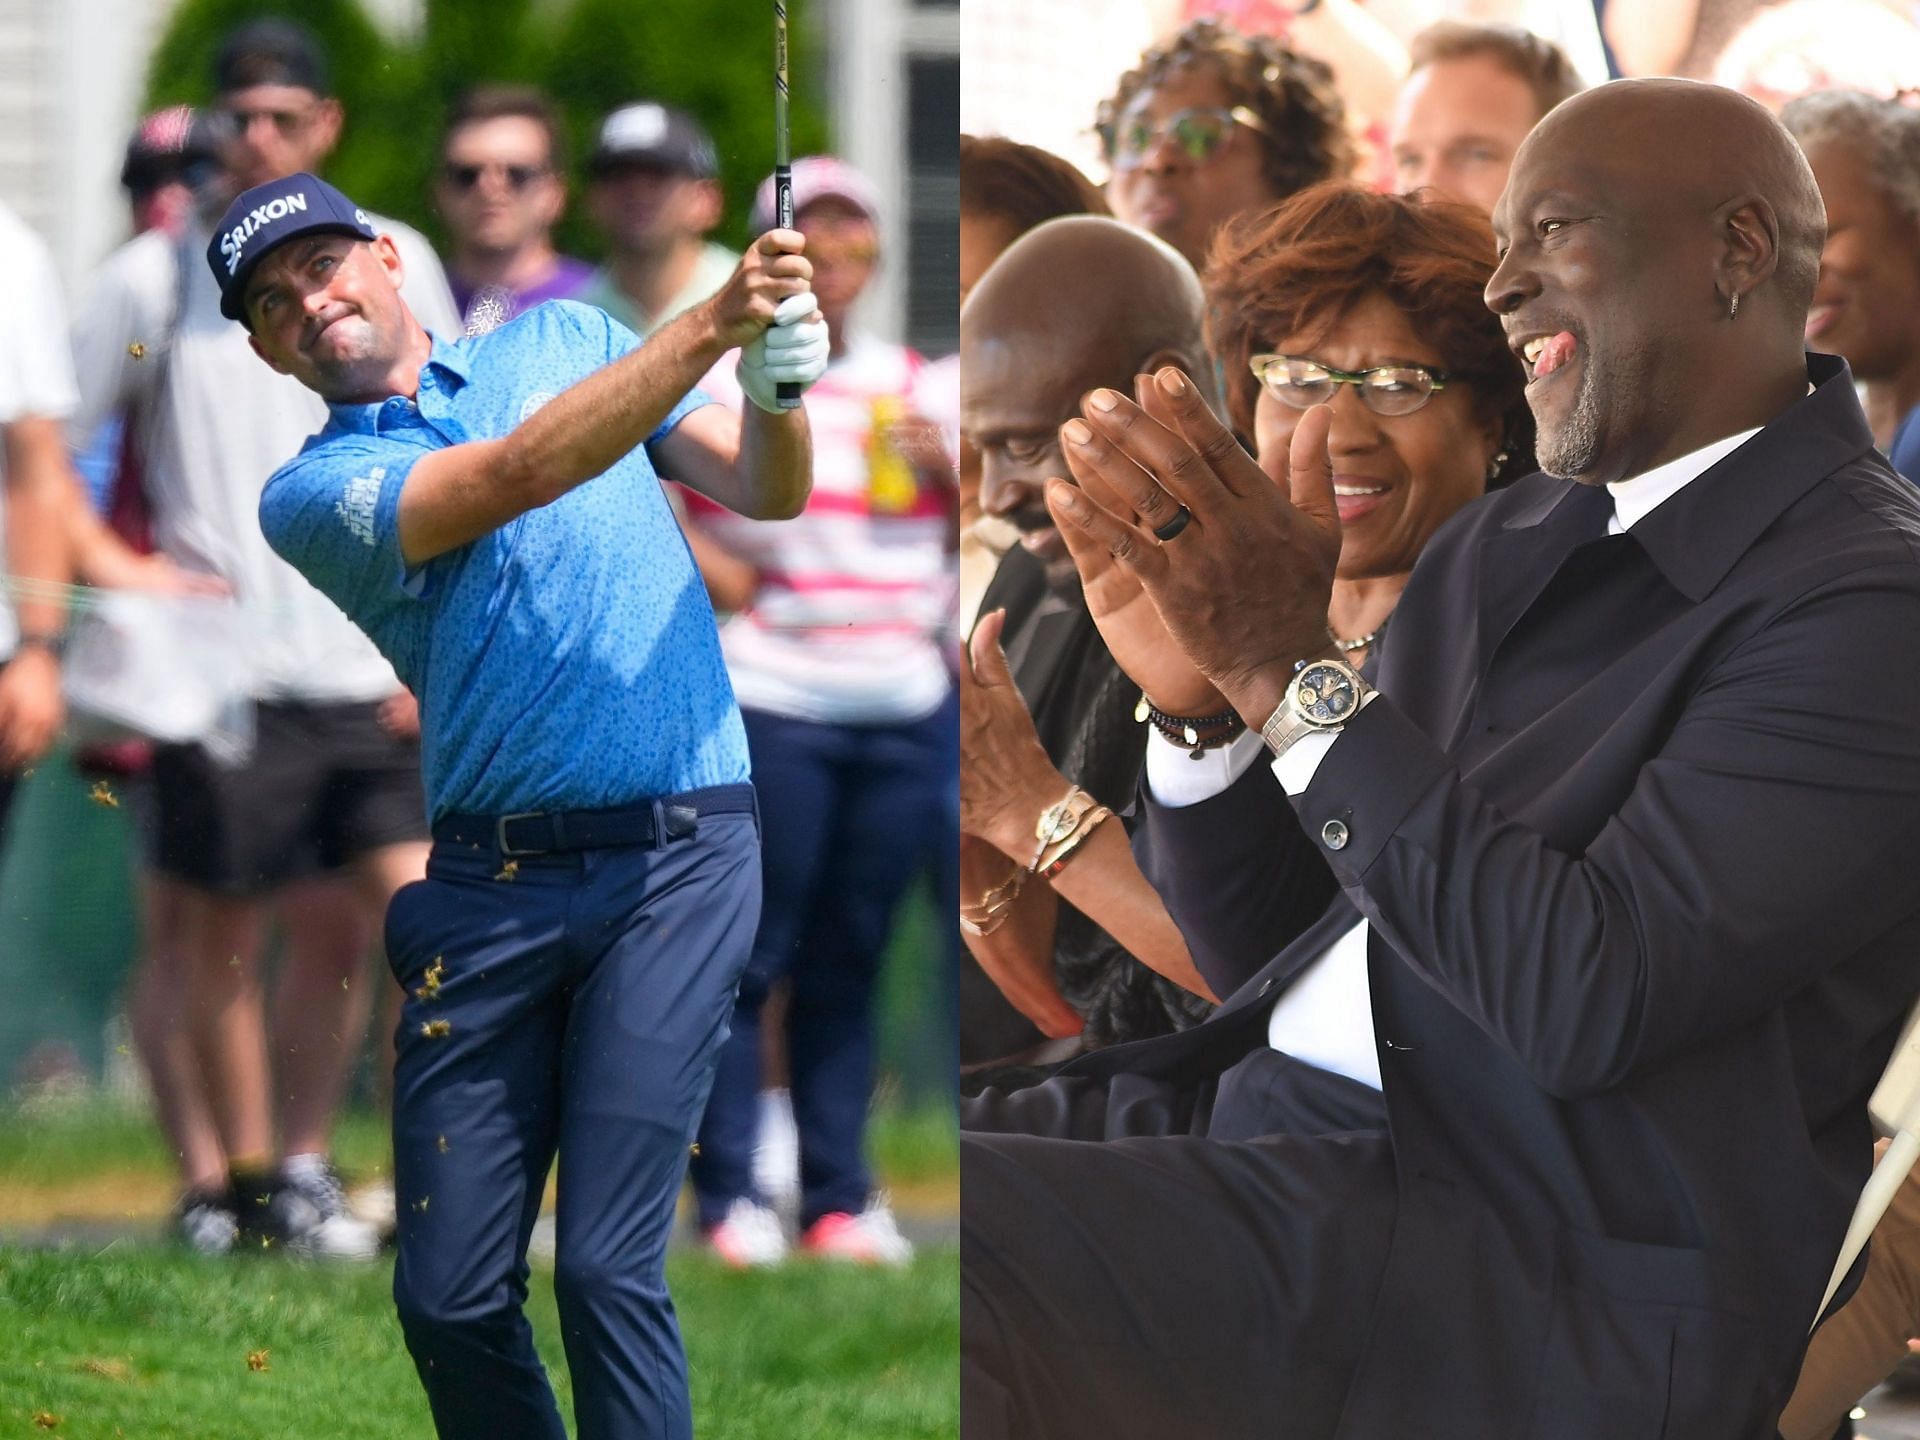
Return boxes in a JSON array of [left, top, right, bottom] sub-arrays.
[[1535, 364, 1605, 480]]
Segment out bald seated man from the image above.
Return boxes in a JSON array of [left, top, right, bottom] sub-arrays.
[[957, 216, 1240, 1064], [961, 79, 1920, 1440]]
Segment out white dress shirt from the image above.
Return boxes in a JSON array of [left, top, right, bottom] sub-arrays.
[[1145, 428, 1763, 1089]]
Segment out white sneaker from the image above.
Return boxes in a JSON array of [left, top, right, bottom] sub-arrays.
[[704, 1198, 790, 1269], [175, 1190, 239, 1256], [276, 1154, 381, 1261], [799, 1196, 914, 1267]]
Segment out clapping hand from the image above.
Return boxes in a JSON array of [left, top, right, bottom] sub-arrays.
[[1046, 367, 1342, 728]]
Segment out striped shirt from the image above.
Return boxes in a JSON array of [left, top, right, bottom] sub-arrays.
[[685, 332, 956, 726]]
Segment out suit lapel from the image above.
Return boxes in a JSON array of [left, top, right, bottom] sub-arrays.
[[1464, 481, 1616, 746]]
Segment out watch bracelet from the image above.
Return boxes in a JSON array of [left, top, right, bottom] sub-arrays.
[[1037, 804, 1114, 879]]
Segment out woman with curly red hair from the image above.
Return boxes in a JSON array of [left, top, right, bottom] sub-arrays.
[[962, 182, 1531, 1042]]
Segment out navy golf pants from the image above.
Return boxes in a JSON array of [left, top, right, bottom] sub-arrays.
[[691, 693, 955, 1229], [384, 789, 760, 1440]]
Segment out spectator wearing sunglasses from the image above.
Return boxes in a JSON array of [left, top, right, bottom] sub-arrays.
[[434, 87, 592, 338], [63, 15, 457, 1262], [579, 102, 740, 339], [958, 187, 1531, 1071], [1097, 17, 1353, 272]]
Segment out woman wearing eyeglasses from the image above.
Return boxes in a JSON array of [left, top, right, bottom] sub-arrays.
[[961, 182, 1531, 1038], [1096, 18, 1354, 271]]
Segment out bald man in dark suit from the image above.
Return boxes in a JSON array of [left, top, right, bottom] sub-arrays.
[[963, 79, 1920, 1440]]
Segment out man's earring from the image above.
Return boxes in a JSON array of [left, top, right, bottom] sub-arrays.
[[1729, 290, 1740, 320]]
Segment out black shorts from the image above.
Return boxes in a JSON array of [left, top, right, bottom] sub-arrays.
[[153, 698, 427, 894]]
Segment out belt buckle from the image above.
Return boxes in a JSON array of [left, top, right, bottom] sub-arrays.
[[494, 811, 549, 857]]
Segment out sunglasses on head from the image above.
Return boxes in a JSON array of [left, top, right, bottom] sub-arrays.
[[1249, 354, 1453, 416], [1109, 105, 1267, 171], [442, 162, 549, 193]]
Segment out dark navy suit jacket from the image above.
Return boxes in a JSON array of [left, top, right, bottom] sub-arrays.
[[974, 356, 1920, 1439]]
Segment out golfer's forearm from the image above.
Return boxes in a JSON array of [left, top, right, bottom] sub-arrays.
[[735, 400, 811, 521], [504, 303, 729, 507]]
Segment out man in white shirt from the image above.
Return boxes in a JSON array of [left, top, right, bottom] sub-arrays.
[[68, 17, 458, 1259], [962, 80, 1920, 1440], [0, 201, 82, 847]]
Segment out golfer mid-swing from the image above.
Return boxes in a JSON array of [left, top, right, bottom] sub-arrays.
[[210, 172, 827, 1439]]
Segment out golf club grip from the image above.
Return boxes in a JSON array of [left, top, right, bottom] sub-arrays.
[[774, 163, 801, 409]]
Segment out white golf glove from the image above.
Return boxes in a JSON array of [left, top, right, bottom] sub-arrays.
[[738, 292, 831, 413]]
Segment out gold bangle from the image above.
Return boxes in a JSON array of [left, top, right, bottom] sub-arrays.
[[960, 863, 1026, 937], [1037, 804, 1114, 880], [1027, 786, 1097, 874]]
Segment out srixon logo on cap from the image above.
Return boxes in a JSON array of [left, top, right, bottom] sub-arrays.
[[220, 191, 312, 276]]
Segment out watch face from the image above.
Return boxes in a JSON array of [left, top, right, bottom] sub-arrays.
[[1292, 661, 1358, 726]]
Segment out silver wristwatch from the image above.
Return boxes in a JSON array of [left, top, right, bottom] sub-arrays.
[[1259, 656, 1376, 758]]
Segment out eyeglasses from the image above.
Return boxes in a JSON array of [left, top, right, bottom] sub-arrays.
[[441, 162, 550, 193], [1108, 106, 1267, 171], [1249, 354, 1453, 416], [217, 104, 318, 139]]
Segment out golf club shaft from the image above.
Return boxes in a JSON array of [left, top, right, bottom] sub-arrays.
[[774, 0, 800, 408]]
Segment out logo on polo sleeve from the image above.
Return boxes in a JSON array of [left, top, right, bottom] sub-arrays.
[[335, 467, 385, 548]]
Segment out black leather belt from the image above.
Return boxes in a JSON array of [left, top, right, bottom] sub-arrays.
[[432, 783, 756, 857]]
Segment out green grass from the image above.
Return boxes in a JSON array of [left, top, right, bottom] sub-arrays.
[[0, 1097, 957, 1197], [0, 1244, 958, 1439]]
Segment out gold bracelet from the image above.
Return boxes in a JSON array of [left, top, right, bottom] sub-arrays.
[[1037, 804, 1114, 880], [960, 864, 1027, 937]]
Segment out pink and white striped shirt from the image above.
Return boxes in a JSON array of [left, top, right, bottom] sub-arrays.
[[684, 332, 956, 726]]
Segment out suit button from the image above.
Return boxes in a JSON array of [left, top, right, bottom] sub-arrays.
[[1321, 819, 1349, 851]]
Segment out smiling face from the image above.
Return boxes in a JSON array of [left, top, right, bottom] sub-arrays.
[[244, 233, 411, 403], [1802, 137, 1920, 379], [1389, 54, 1541, 217], [961, 321, 1114, 594], [1254, 291, 1498, 580], [1489, 137, 1710, 484], [1105, 61, 1279, 268]]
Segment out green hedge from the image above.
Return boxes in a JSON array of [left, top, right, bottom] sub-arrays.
[[144, 0, 831, 260]]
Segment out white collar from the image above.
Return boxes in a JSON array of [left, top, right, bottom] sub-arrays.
[[1605, 427, 1761, 534]]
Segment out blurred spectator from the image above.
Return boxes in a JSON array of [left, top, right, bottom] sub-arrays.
[[579, 101, 738, 337], [66, 15, 456, 1259], [0, 200, 81, 852], [959, 215, 1217, 1063], [1713, 0, 1920, 111], [1781, 91, 1920, 474], [1096, 18, 1353, 270], [434, 85, 591, 337], [959, 135, 1108, 303], [1165, 0, 1407, 169], [1389, 21, 1583, 215], [684, 156, 953, 1269], [1604, 0, 1770, 79], [122, 104, 223, 243], [957, 135, 1109, 629]]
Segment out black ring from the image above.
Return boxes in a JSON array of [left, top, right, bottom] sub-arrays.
[[1152, 504, 1193, 542]]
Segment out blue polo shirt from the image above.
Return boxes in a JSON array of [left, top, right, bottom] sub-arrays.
[[259, 299, 750, 820]]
